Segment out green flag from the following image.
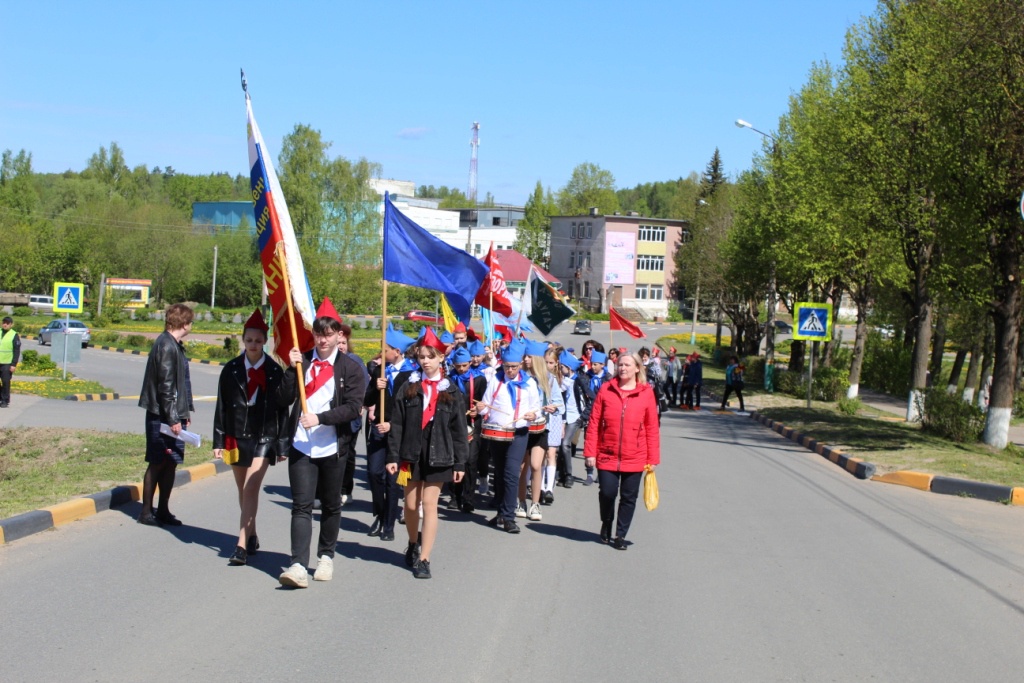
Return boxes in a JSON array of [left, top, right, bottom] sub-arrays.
[[525, 267, 575, 336]]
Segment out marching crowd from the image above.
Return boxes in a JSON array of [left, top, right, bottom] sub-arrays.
[[137, 301, 664, 584]]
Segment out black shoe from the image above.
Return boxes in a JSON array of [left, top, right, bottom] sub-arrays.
[[564, 478, 574, 489], [612, 537, 628, 550], [380, 529, 395, 542], [405, 541, 420, 568], [460, 501, 476, 513], [413, 558, 432, 579], [367, 516, 382, 537], [504, 519, 521, 534], [446, 497, 460, 510], [154, 510, 182, 527], [600, 521, 612, 544], [488, 515, 504, 529], [229, 546, 247, 565], [137, 514, 161, 527], [0, 402, 8, 408], [246, 536, 259, 554], [541, 490, 554, 505]]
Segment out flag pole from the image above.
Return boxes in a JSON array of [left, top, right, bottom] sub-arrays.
[[609, 306, 614, 352], [379, 280, 388, 422], [488, 291, 493, 343], [276, 243, 309, 415]]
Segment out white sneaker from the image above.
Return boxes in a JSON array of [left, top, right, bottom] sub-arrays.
[[341, 494, 349, 506], [514, 501, 527, 518], [313, 555, 334, 581], [279, 563, 309, 588], [528, 502, 542, 521]]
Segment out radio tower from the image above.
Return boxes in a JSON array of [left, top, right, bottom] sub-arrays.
[[468, 121, 480, 203]]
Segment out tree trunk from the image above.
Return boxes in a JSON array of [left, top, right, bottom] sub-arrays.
[[1015, 325, 1024, 392], [983, 255, 1020, 448], [945, 349, 967, 394], [963, 337, 982, 404], [715, 297, 723, 350], [847, 295, 869, 399], [906, 243, 934, 422], [977, 326, 994, 410], [927, 313, 946, 388], [790, 340, 805, 374]]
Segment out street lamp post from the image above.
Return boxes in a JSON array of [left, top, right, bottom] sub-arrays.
[[688, 199, 707, 346], [736, 118, 779, 391]]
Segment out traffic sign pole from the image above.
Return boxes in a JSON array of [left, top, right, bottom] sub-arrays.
[[62, 313, 69, 380]]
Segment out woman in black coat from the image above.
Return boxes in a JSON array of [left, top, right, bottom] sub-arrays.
[[386, 329, 468, 579], [213, 310, 295, 566]]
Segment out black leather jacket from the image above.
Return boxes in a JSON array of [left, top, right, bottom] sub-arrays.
[[285, 350, 368, 453], [212, 354, 296, 454], [138, 331, 193, 425], [387, 380, 469, 470]]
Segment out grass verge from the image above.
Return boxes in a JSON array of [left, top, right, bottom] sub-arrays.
[[0, 427, 209, 519], [12, 379, 116, 399], [756, 406, 1024, 489]]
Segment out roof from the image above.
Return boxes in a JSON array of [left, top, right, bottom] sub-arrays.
[[494, 249, 561, 288]]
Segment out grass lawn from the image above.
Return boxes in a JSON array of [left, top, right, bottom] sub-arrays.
[[11, 378, 116, 399], [0, 428, 209, 519]]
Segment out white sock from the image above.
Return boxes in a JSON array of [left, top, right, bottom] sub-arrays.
[[543, 465, 557, 492]]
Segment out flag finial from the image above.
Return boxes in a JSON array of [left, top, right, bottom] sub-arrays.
[[240, 68, 248, 96]]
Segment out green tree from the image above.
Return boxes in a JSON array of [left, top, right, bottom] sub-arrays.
[[514, 181, 557, 267], [557, 162, 620, 215]]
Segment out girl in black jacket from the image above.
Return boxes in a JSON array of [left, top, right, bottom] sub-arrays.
[[387, 329, 468, 579], [213, 310, 295, 566]]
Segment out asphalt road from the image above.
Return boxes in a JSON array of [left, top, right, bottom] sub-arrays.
[[2, 405, 1024, 681]]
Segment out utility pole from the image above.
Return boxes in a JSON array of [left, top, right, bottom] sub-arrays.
[[211, 245, 218, 309]]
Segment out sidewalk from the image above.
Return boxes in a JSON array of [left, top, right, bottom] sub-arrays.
[[857, 389, 1024, 448]]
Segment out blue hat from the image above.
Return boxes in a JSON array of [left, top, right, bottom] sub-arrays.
[[502, 339, 526, 363], [468, 340, 487, 356], [417, 326, 429, 340], [524, 339, 549, 357], [559, 350, 581, 372], [440, 331, 455, 344], [590, 350, 608, 364], [386, 325, 416, 353], [450, 346, 472, 364]]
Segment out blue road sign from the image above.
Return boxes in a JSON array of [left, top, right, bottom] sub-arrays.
[[53, 282, 84, 314], [793, 302, 831, 342]]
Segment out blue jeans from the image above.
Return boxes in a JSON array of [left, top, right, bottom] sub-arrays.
[[288, 448, 345, 567], [366, 431, 402, 533], [488, 428, 529, 520]]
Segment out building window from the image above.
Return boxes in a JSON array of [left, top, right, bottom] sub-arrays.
[[586, 222, 593, 238], [577, 252, 584, 267], [649, 285, 664, 300], [569, 251, 575, 267], [584, 281, 590, 297], [636, 285, 648, 300], [568, 281, 575, 298], [474, 244, 481, 255], [636, 255, 665, 272], [570, 222, 577, 239], [638, 225, 667, 242], [585, 251, 592, 267]]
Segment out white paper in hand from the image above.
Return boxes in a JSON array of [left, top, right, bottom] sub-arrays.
[[159, 423, 202, 448]]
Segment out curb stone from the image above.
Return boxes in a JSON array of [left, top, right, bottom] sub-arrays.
[[749, 411, 876, 479], [0, 460, 232, 545], [64, 393, 120, 401]]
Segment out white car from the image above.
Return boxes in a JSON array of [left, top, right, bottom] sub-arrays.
[[28, 294, 54, 311], [38, 319, 91, 348]]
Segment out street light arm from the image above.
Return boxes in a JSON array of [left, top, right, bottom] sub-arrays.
[[735, 118, 777, 142]]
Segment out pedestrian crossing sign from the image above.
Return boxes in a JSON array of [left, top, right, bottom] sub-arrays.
[[53, 282, 84, 314], [793, 302, 831, 341]]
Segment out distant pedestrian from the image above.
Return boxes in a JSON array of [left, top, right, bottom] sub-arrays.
[[0, 316, 21, 408], [664, 347, 682, 407], [720, 355, 744, 411], [685, 352, 703, 410], [137, 303, 195, 527], [584, 353, 660, 550], [212, 309, 295, 566]]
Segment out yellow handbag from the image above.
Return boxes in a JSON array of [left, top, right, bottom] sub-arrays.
[[643, 465, 659, 511]]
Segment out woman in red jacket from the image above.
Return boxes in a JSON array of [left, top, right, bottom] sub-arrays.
[[584, 352, 660, 550]]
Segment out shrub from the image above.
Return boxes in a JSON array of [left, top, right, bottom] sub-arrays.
[[124, 334, 148, 348], [774, 369, 803, 395], [92, 330, 121, 345], [836, 396, 862, 416], [223, 335, 239, 356], [918, 388, 985, 442], [861, 332, 912, 396], [810, 365, 850, 402], [13, 306, 33, 317], [1013, 391, 1024, 417], [744, 357, 766, 386], [19, 349, 58, 373]]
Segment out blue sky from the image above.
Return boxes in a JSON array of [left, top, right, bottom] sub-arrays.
[[0, 0, 877, 207]]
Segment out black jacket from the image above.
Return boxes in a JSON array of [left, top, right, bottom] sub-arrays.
[[387, 380, 469, 471], [138, 331, 193, 425], [285, 349, 367, 453], [364, 359, 414, 426], [212, 354, 295, 454]]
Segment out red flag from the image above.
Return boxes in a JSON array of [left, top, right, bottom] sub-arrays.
[[474, 243, 514, 317], [609, 307, 646, 339]]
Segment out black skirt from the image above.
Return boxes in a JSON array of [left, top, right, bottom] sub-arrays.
[[144, 412, 185, 465], [410, 421, 453, 483]]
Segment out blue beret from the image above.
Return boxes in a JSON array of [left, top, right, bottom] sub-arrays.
[[502, 339, 526, 363], [450, 346, 472, 364], [440, 331, 455, 344], [524, 339, 549, 357], [559, 350, 581, 372], [417, 327, 428, 339], [386, 326, 416, 353], [467, 340, 488, 356], [590, 351, 608, 364]]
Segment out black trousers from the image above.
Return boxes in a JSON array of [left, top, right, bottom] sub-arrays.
[[366, 431, 402, 532], [288, 448, 345, 567], [340, 430, 358, 497], [452, 420, 481, 504], [558, 420, 581, 482], [598, 469, 644, 539], [720, 385, 743, 410], [0, 364, 11, 404], [488, 428, 529, 520]]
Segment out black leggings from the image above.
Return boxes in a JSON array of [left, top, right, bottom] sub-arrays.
[[598, 470, 643, 539], [721, 385, 744, 411]]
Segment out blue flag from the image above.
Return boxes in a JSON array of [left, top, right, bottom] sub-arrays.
[[382, 193, 489, 321]]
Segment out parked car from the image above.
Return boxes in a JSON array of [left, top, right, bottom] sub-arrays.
[[404, 310, 442, 323], [38, 319, 91, 347], [573, 319, 593, 335], [762, 320, 793, 334], [28, 294, 54, 311]]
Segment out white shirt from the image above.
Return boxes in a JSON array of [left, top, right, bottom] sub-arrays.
[[292, 348, 339, 459], [480, 371, 540, 430]]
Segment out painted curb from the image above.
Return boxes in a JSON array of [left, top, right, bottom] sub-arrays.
[[0, 460, 232, 545], [85, 344, 227, 366], [750, 411, 876, 480], [64, 392, 120, 401], [872, 471, 934, 491]]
